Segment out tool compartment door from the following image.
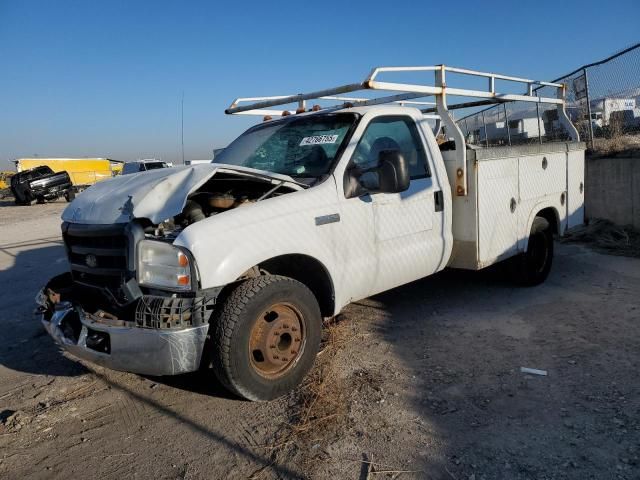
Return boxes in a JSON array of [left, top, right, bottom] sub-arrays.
[[567, 149, 585, 229], [517, 151, 567, 243], [477, 158, 519, 266]]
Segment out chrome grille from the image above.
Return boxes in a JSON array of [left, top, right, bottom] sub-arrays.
[[63, 223, 128, 289]]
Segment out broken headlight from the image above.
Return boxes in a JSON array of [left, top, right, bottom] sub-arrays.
[[137, 240, 192, 291]]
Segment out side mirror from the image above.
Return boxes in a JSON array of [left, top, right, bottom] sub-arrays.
[[376, 150, 410, 194], [344, 149, 410, 198]]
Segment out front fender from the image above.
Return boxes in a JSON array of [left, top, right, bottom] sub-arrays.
[[173, 181, 343, 298]]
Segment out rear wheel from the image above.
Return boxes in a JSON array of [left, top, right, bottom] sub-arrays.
[[512, 216, 553, 286], [210, 275, 322, 401]]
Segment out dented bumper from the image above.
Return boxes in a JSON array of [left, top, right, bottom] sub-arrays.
[[36, 276, 211, 376]]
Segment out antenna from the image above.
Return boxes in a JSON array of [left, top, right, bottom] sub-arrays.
[[180, 91, 185, 165]]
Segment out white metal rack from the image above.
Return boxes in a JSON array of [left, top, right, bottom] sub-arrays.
[[225, 65, 579, 196], [227, 95, 438, 118]]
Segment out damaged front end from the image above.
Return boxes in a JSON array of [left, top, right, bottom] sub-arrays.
[[36, 271, 215, 376], [37, 165, 302, 376], [36, 220, 219, 376]]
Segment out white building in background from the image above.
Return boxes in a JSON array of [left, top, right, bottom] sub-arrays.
[[565, 87, 640, 130], [588, 97, 638, 128], [183, 148, 226, 166], [465, 108, 546, 144]]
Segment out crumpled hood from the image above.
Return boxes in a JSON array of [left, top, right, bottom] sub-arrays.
[[61, 163, 301, 225], [62, 165, 217, 224]]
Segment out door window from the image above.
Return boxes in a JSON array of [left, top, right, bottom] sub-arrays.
[[351, 116, 430, 179]]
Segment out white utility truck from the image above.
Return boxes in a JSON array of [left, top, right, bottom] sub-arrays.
[[37, 66, 585, 400]]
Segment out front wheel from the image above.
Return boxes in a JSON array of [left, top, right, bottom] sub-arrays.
[[512, 216, 554, 286], [210, 275, 322, 401]]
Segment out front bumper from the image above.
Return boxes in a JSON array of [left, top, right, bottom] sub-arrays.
[[37, 295, 209, 377]]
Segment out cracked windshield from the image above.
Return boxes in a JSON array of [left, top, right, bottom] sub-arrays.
[[215, 113, 356, 178]]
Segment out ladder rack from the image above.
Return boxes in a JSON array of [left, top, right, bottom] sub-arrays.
[[225, 65, 579, 197], [226, 65, 565, 115], [228, 95, 438, 118]]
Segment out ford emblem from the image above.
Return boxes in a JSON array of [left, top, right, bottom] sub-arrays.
[[85, 254, 98, 268]]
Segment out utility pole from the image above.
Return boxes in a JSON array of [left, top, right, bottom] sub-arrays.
[[181, 91, 185, 165]]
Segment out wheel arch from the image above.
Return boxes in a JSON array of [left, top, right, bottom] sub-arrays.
[[257, 254, 335, 318], [216, 254, 336, 318], [524, 206, 560, 252]]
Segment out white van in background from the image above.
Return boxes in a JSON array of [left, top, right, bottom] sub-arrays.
[[122, 159, 169, 175]]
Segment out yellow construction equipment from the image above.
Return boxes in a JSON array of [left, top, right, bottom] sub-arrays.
[[0, 171, 14, 190], [14, 158, 123, 186]]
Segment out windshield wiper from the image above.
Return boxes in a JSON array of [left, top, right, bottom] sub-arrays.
[[256, 181, 285, 201], [215, 164, 310, 188]]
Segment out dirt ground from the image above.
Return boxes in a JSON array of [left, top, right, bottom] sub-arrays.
[[1, 199, 639, 480]]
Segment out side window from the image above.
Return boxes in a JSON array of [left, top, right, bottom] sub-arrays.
[[351, 116, 430, 179]]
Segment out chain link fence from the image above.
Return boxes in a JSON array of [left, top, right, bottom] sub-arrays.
[[457, 43, 640, 153]]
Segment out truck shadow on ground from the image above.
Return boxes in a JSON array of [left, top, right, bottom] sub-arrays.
[[142, 371, 238, 400], [349, 265, 521, 478], [350, 245, 640, 479], [92, 368, 306, 479], [0, 243, 89, 378]]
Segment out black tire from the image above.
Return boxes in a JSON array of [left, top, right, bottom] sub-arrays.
[[36, 196, 45, 204], [210, 275, 322, 401], [13, 191, 32, 205], [65, 189, 76, 202], [512, 217, 553, 286]]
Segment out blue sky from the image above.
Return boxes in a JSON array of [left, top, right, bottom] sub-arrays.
[[1, 0, 638, 166]]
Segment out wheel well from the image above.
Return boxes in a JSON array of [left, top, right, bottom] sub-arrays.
[[256, 255, 335, 318], [534, 207, 559, 235]]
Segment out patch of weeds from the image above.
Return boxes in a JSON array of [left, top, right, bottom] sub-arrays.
[[250, 317, 359, 478], [562, 219, 640, 257]]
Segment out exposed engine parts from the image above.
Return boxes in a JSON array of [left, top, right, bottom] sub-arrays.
[[146, 173, 296, 240]]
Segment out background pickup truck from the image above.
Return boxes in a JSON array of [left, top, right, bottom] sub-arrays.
[[11, 165, 74, 205], [37, 65, 585, 401]]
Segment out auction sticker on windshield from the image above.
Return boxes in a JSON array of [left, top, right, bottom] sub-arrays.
[[299, 135, 339, 146]]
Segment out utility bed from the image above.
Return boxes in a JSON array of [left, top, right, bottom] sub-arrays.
[[443, 141, 585, 269]]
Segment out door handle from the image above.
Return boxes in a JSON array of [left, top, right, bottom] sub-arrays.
[[434, 190, 444, 212]]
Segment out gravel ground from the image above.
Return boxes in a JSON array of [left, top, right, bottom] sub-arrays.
[[0, 201, 639, 480], [0, 199, 68, 226]]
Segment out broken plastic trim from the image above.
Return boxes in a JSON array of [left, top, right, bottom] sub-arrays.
[[135, 295, 211, 329], [40, 272, 217, 330], [36, 275, 215, 376]]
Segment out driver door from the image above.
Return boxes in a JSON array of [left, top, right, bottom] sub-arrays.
[[342, 114, 445, 297]]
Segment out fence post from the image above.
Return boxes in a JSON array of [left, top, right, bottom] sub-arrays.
[[536, 103, 542, 144], [583, 67, 595, 149], [481, 111, 489, 147], [503, 103, 511, 146]]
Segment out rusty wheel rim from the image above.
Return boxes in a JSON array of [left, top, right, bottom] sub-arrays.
[[248, 303, 305, 379]]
